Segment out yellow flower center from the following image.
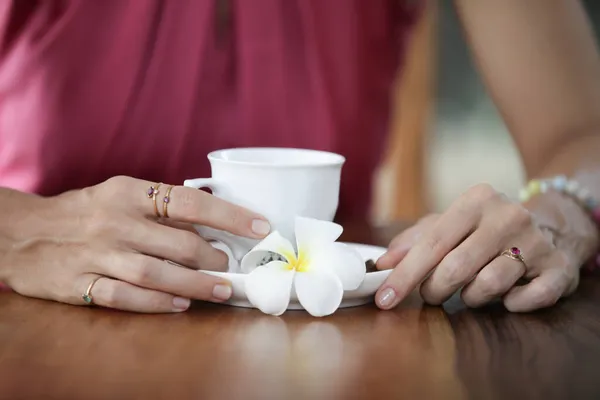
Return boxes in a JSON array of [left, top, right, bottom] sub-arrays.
[[281, 250, 310, 272]]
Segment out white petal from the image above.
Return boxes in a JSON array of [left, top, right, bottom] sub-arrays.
[[295, 216, 343, 254], [309, 242, 366, 290], [294, 269, 343, 317], [240, 231, 296, 274], [245, 261, 294, 316]]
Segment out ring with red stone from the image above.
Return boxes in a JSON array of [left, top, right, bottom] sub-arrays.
[[501, 247, 527, 268], [146, 183, 162, 217], [162, 185, 174, 218]]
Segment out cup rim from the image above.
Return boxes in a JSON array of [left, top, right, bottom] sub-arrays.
[[207, 147, 346, 168]]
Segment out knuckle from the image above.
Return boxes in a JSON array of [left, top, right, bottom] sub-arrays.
[[530, 229, 552, 253], [420, 286, 444, 306], [129, 261, 154, 286], [466, 183, 498, 204], [418, 213, 440, 226], [505, 204, 532, 227], [177, 188, 200, 217], [226, 206, 245, 229], [440, 253, 472, 287], [555, 251, 577, 281], [421, 234, 446, 259], [534, 283, 560, 307], [102, 281, 120, 308], [103, 176, 131, 196], [211, 250, 230, 271], [389, 224, 424, 249], [476, 269, 505, 297], [177, 234, 203, 265], [88, 176, 134, 208]]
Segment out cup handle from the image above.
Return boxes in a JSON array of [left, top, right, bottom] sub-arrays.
[[183, 178, 229, 196], [183, 178, 255, 266]]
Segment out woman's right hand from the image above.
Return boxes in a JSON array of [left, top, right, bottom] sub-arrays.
[[0, 176, 271, 313]]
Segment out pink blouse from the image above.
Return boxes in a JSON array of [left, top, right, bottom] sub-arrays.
[[0, 0, 419, 220]]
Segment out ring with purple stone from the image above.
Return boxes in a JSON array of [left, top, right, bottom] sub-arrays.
[[162, 185, 174, 218], [146, 183, 162, 217], [501, 247, 527, 268]]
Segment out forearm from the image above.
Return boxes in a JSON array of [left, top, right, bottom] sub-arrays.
[[455, 0, 600, 264]]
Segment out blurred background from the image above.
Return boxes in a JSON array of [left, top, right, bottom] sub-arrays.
[[372, 0, 600, 225]]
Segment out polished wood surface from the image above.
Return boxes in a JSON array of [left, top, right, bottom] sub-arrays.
[[1, 222, 600, 400]]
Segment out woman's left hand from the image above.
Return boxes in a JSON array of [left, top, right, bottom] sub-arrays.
[[374, 183, 581, 312]]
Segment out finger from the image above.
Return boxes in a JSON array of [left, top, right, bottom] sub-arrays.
[[159, 185, 271, 239], [109, 177, 270, 239], [419, 229, 501, 305], [376, 227, 420, 270], [103, 253, 233, 303], [503, 254, 576, 312], [157, 218, 201, 235], [84, 275, 192, 313], [375, 193, 482, 309], [460, 255, 526, 308], [420, 214, 554, 305], [377, 215, 439, 270], [126, 219, 229, 272]]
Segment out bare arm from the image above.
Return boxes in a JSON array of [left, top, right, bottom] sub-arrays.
[[456, 0, 600, 261], [375, 0, 600, 312]]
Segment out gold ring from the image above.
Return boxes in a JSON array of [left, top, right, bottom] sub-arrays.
[[501, 247, 527, 267], [162, 185, 174, 218], [146, 182, 162, 217], [82, 276, 103, 305]]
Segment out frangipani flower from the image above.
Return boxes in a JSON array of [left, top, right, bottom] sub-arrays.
[[241, 217, 366, 317]]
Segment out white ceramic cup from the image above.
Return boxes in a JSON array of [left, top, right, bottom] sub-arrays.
[[183, 148, 345, 265]]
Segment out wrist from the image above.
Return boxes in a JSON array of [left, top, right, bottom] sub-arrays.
[[522, 183, 599, 268], [0, 189, 50, 283]]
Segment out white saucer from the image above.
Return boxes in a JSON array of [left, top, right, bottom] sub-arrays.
[[202, 243, 392, 311]]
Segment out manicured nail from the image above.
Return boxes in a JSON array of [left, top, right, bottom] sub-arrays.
[[251, 219, 271, 236], [377, 287, 397, 309], [173, 297, 191, 311], [212, 283, 233, 301]]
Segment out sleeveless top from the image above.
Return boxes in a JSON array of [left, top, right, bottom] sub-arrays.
[[0, 0, 419, 220]]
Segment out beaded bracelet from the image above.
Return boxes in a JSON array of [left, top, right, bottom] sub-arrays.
[[519, 175, 600, 269]]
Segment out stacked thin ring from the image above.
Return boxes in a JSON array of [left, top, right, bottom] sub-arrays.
[[147, 183, 174, 218], [147, 183, 163, 217], [163, 185, 174, 218]]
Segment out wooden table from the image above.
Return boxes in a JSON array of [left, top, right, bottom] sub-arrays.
[[1, 222, 600, 400]]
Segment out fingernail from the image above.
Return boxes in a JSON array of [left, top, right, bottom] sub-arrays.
[[377, 287, 397, 309], [173, 297, 191, 311], [252, 219, 271, 236], [212, 283, 232, 301]]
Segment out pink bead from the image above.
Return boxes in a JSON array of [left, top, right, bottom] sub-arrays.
[[592, 207, 600, 224]]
